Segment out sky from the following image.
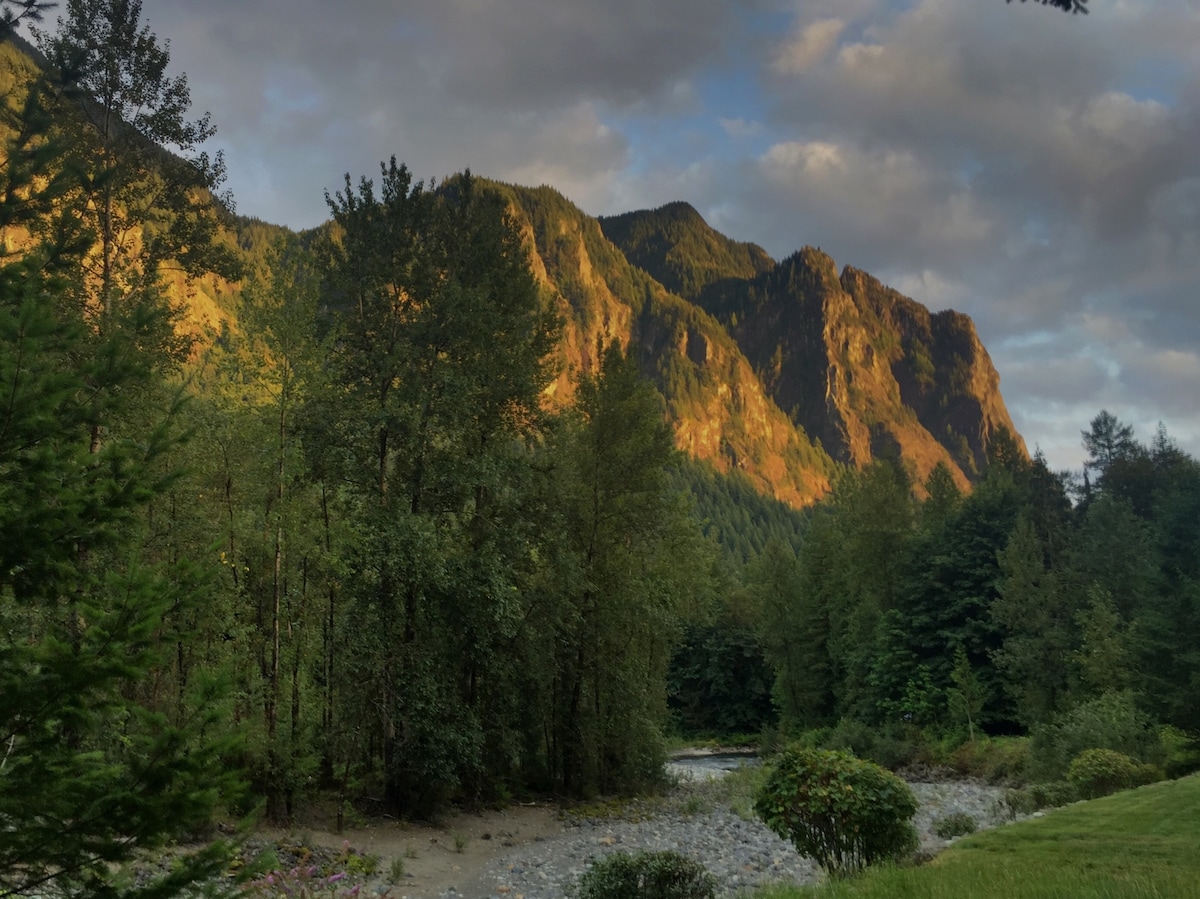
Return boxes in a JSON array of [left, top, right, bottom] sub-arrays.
[[79, 0, 1200, 473]]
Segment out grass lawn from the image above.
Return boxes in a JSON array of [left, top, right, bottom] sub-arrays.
[[755, 774, 1200, 899]]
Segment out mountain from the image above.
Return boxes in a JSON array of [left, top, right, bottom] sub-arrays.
[[597, 201, 775, 299], [0, 21, 1021, 506], [599, 203, 1025, 492], [490, 185, 836, 507]]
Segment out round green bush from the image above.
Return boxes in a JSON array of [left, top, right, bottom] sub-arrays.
[[1067, 747, 1142, 799], [573, 850, 716, 899], [754, 746, 919, 877]]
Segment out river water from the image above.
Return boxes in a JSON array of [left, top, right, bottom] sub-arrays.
[[666, 751, 759, 781]]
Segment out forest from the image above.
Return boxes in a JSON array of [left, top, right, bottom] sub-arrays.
[[1, 2, 1197, 898]]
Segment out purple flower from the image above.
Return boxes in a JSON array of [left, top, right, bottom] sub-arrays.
[[328, 872, 347, 883]]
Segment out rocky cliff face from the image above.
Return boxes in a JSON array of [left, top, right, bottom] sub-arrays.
[[493, 185, 835, 507], [602, 204, 1026, 494]]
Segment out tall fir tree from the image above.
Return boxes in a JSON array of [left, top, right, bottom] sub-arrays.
[[0, 32, 240, 895]]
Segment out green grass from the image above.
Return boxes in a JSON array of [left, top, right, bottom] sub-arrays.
[[755, 774, 1200, 899]]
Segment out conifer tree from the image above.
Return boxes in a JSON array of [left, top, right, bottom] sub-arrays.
[[0, 42, 239, 897], [33, 0, 239, 409]]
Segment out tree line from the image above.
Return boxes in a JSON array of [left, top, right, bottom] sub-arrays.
[[674, 417, 1198, 777]]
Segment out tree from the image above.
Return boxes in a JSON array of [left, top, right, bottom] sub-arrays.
[[991, 516, 1074, 727], [948, 645, 985, 743], [0, 0, 52, 32], [1072, 586, 1129, 696], [1081, 411, 1139, 491], [34, 0, 239, 405], [192, 235, 327, 821], [0, 58, 239, 899], [312, 162, 558, 815], [541, 341, 710, 794], [754, 537, 816, 730]]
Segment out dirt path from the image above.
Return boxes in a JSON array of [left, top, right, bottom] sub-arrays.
[[256, 803, 564, 898]]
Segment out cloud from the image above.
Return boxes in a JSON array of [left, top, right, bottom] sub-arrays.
[[773, 18, 845, 75], [125, 0, 1200, 470], [719, 117, 765, 139], [728, 0, 1200, 467]]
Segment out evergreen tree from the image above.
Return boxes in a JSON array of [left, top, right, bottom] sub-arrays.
[[0, 64, 238, 899], [991, 516, 1074, 727], [32, 0, 239, 439]]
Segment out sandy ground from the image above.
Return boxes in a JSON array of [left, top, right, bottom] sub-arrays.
[[256, 803, 565, 898]]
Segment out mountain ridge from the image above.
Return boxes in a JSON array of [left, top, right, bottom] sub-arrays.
[[598, 201, 1025, 493], [202, 186, 1025, 506]]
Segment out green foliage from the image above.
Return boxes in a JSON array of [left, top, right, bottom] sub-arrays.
[[598, 201, 774, 302], [538, 341, 712, 796], [991, 515, 1073, 728], [9, 0, 1200, 842], [933, 811, 977, 839], [947, 645, 985, 743], [802, 719, 923, 772], [946, 736, 1029, 784], [1159, 726, 1200, 779], [1067, 748, 1151, 799], [904, 337, 936, 391], [997, 781, 1080, 818], [670, 458, 808, 565], [573, 850, 716, 899], [759, 779, 1200, 899], [669, 600, 776, 737], [312, 163, 560, 814], [0, 13, 240, 898], [1029, 690, 1163, 781], [754, 747, 919, 877]]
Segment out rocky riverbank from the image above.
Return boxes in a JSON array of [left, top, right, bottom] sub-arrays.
[[441, 774, 1011, 899]]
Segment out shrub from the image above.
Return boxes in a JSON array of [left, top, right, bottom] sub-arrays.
[[933, 811, 977, 839], [1067, 748, 1142, 799], [1029, 691, 1163, 780], [949, 736, 1030, 784], [1160, 725, 1200, 779], [998, 779, 1082, 819], [1028, 780, 1081, 809], [808, 720, 922, 771], [573, 851, 716, 899], [754, 746, 919, 877]]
